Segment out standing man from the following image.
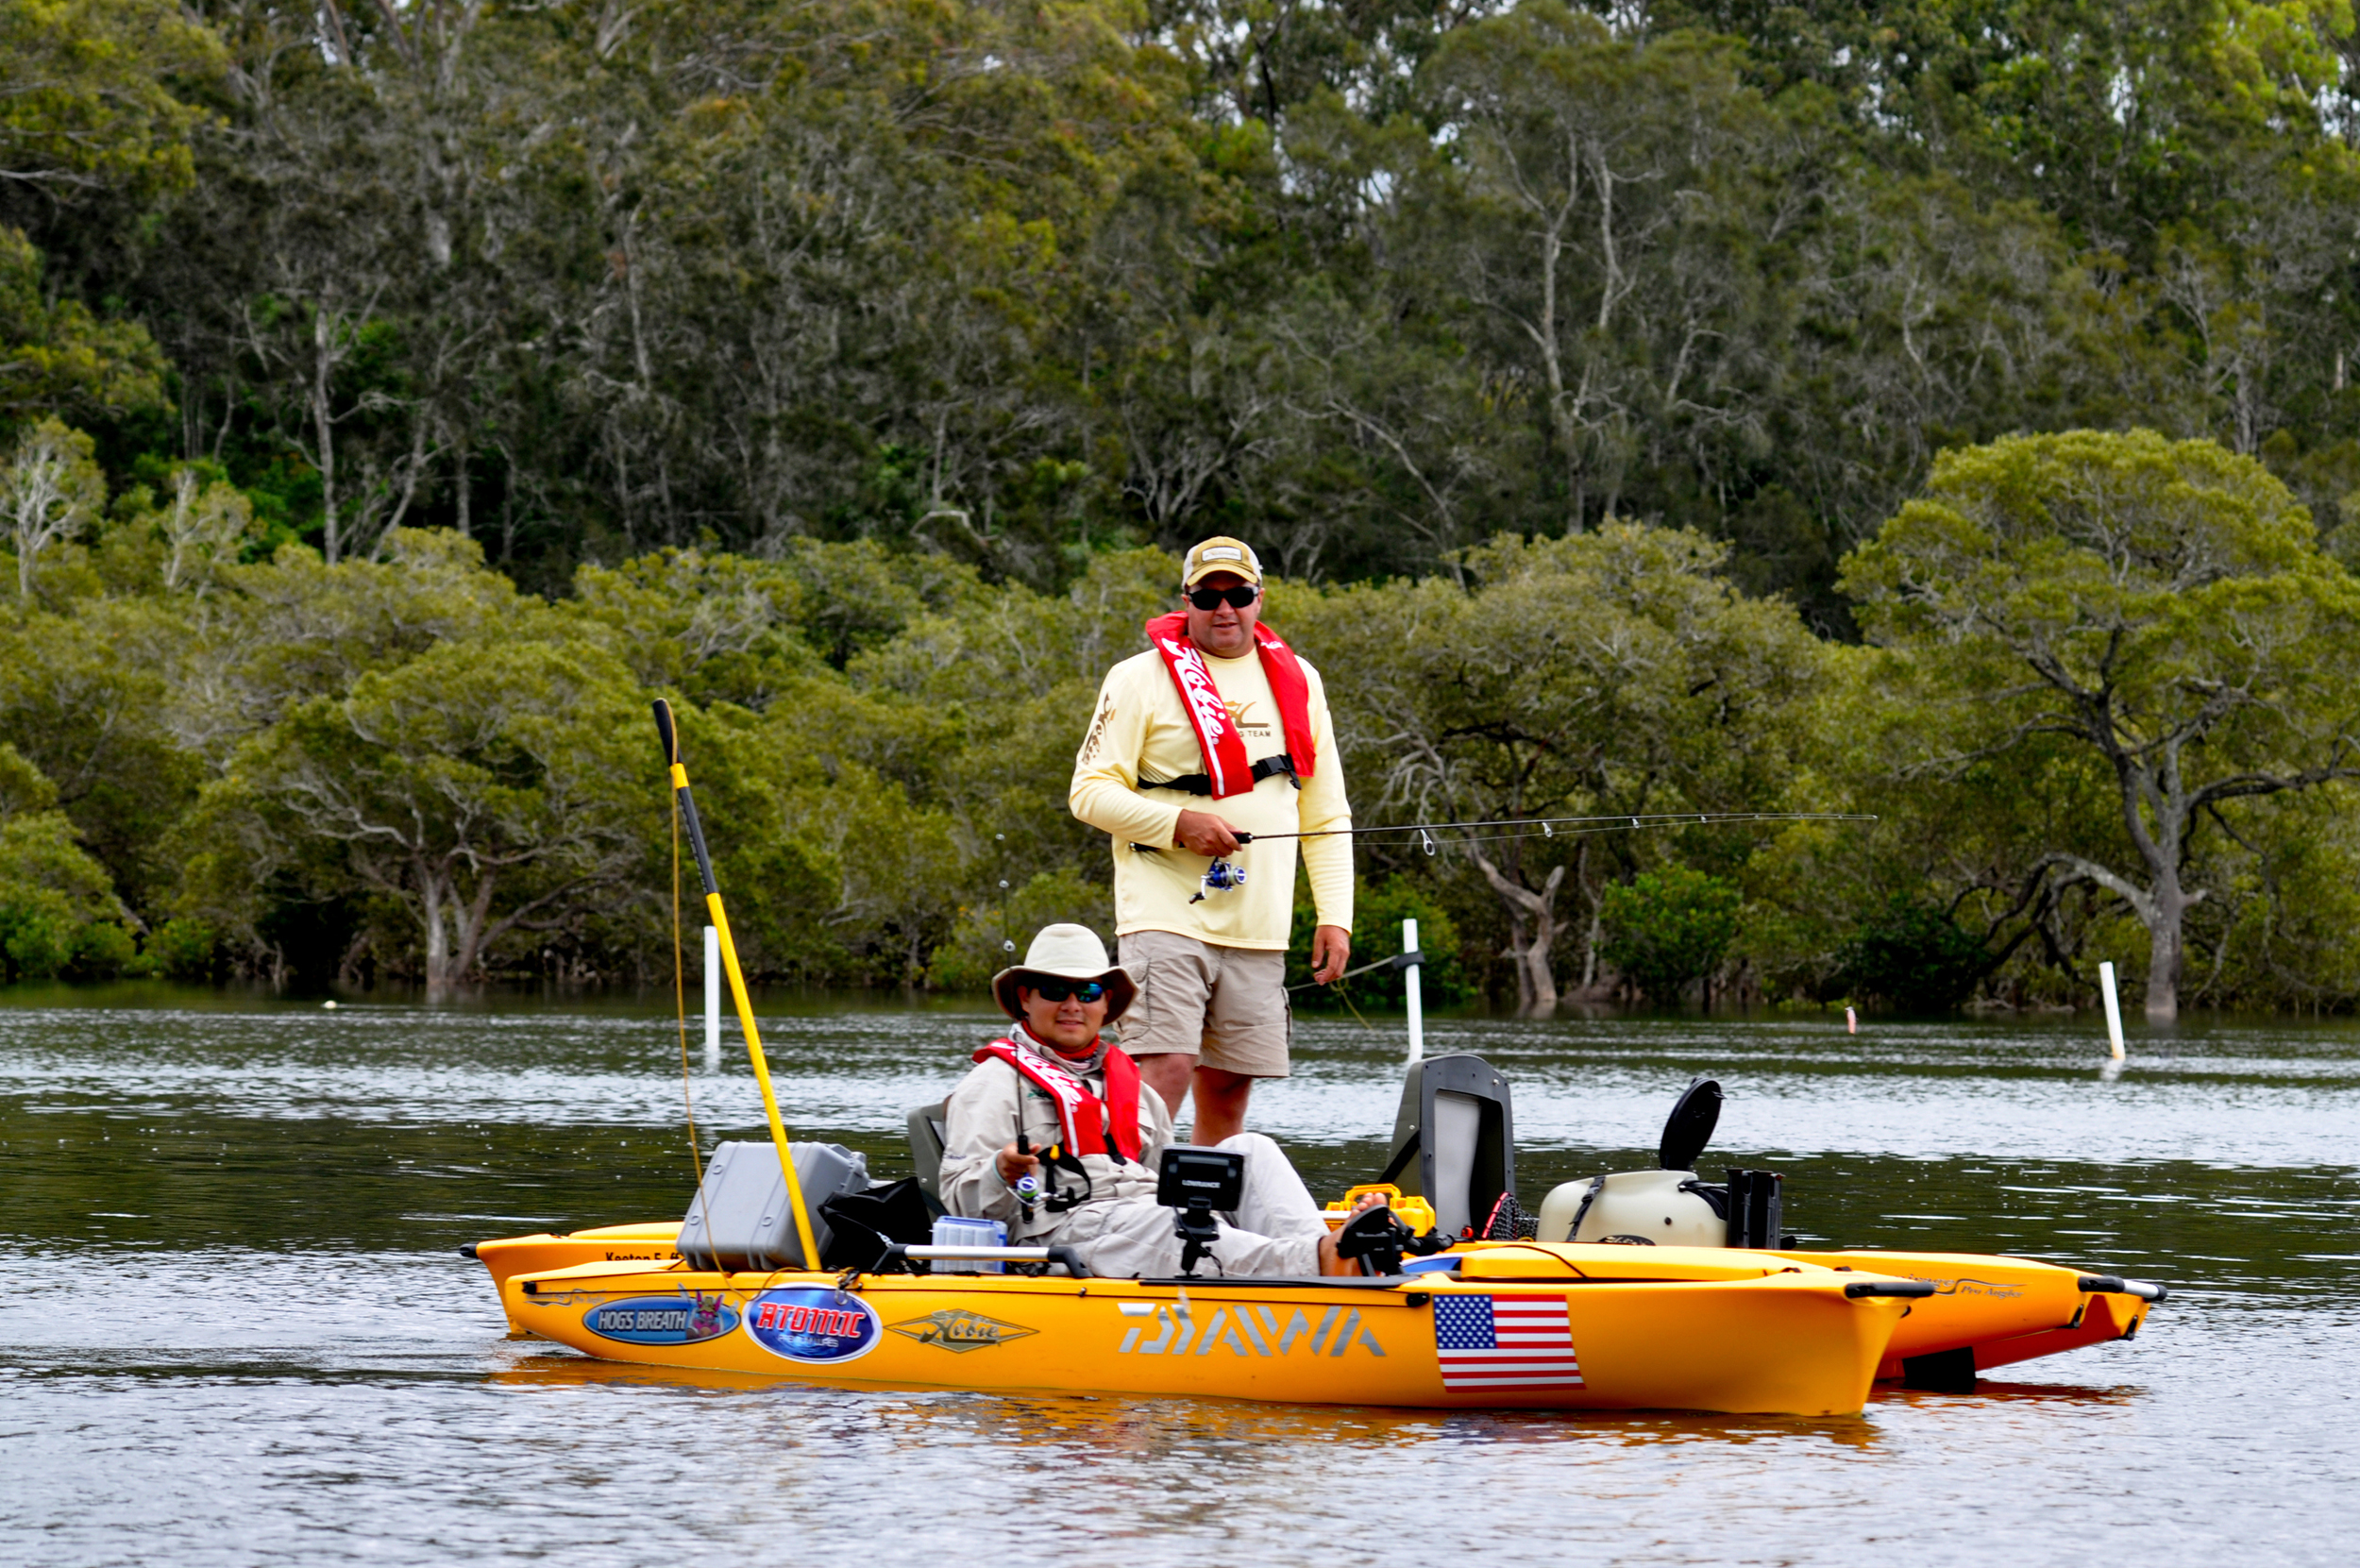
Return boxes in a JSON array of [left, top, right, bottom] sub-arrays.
[[1069, 537, 1353, 1143]]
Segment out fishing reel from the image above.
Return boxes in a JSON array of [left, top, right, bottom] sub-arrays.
[[1015, 1131, 1092, 1221], [1189, 856, 1247, 904]]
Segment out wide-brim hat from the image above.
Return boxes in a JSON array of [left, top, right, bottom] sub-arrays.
[[991, 922, 1138, 1022]]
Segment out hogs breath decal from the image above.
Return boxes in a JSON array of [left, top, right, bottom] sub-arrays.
[[582, 1293, 739, 1345]]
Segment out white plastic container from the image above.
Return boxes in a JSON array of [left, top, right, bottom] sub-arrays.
[[931, 1215, 1009, 1273]]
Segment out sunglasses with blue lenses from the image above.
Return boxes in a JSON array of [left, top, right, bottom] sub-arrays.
[[1030, 978, 1107, 1004], [1187, 584, 1258, 611]]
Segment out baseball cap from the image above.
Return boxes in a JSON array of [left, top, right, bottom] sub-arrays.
[[1181, 536, 1263, 588]]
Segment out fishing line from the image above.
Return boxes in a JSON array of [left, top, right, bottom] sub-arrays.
[[1332, 984, 1381, 1035], [1288, 953, 1419, 991]]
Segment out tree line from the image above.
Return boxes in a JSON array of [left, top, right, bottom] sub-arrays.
[[7, 2, 2360, 1014], [4, 436, 2357, 1018]]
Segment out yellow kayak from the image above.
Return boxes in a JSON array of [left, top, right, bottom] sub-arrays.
[[490, 1240, 1924, 1416], [467, 1222, 2158, 1402]]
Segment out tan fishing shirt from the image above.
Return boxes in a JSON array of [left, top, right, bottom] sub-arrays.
[[1069, 645, 1353, 949]]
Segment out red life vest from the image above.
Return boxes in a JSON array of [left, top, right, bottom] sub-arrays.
[[973, 1037, 1145, 1162], [1142, 612, 1317, 801]]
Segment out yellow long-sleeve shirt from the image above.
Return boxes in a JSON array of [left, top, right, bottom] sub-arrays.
[[1070, 643, 1353, 949]]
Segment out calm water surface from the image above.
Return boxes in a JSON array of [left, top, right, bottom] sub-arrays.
[[3, 989, 2355, 1565]]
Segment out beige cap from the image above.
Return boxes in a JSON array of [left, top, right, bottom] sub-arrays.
[[1181, 537, 1262, 589], [990, 922, 1138, 1022]]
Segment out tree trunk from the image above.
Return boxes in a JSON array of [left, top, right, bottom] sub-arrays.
[[1470, 848, 1566, 1016], [445, 871, 497, 992], [2145, 881, 2186, 1023], [312, 312, 341, 565], [422, 868, 451, 996]]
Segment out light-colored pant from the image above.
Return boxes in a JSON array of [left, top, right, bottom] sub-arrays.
[[1040, 1133, 1329, 1279], [1118, 929, 1290, 1076]]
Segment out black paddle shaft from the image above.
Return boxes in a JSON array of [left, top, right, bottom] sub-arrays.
[[652, 700, 721, 899]]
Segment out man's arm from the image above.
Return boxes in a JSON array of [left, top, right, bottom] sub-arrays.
[[938, 1064, 1024, 1223], [1070, 662, 1188, 849], [1298, 664, 1355, 936]]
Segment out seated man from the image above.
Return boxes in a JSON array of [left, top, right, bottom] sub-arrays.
[[939, 923, 1376, 1278]]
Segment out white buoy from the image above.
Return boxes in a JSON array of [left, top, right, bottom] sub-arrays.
[[1403, 917, 1424, 1065], [321, 1000, 338, 1010], [2099, 960, 2126, 1061], [704, 925, 722, 1071]]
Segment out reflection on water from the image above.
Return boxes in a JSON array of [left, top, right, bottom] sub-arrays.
[[2, 991, 2357, 1565]]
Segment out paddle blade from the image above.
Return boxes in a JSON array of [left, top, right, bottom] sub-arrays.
[[1658, 1076, 1722, 1171]]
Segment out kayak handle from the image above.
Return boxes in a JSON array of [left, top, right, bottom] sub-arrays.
[[1844, 1279, 1937, 1299], [872, 1242, 1091, 1278], [2078, 1274, 2169, 1302]]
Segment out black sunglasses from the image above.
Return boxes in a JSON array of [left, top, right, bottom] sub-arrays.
[[1029, 978, 1107, 1004], [1187, 584, 1258, 611]]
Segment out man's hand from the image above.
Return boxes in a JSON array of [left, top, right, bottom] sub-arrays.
[[996, 1142, 1040, 1184], [1310, 923, 1351, 985], [1173, 808, 1241, 857]]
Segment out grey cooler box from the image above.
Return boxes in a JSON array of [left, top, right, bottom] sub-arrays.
[[677, 1139, 869, 1272]]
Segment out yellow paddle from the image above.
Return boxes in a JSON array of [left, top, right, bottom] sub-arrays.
[[652, 698, 822, 1272]]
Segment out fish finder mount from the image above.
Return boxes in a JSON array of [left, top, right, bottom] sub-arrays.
[[1157, 1146, 1245, 1276]]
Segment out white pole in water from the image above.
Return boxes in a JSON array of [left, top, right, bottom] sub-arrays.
[[2099, 960, 2126, 1061], [1403, 917, 1424, 1065], [704, 925, 722, 1071]]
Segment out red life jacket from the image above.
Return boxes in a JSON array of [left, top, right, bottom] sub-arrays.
[[973, 1037, 1145, 1162], [1142, 612, 1317, 801]]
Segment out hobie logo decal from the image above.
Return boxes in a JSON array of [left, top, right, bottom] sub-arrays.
[[1912, 1276, 2025, 1301], [583, 1293, 738, 1345], [1116, 1299, 1385, 1359], [889, 1308, 1037, 1353], [745, 1288, 882, 1363]]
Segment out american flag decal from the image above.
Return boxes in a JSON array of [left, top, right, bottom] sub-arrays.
[[1433, 1294, 1584, 1391]]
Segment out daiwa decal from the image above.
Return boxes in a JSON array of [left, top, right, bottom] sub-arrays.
[[582, 1293, 739, 1345], [889, 1308, 1037, 1353], [744, 1288, 882, 1363], [1114, 1298, 1385, 1359]]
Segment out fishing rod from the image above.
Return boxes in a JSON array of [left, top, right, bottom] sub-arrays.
[[1141, 811, 1873, 900], [653, 698, 823, 1272], [1268, 812, 1876, 987], [1239, 810, 1876, 850]]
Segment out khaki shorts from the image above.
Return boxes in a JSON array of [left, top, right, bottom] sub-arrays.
[[1116, 929, 1290, 1078]]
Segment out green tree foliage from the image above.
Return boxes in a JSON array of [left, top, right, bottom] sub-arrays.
[[1598, 866, 1744, 1003], [2, 413, 103, 596], [0, 228, 168, 430], [185, 613, 650, 994], [12, 0, 2360, 612], [1832, 895, 1994, 1014], [1840, 429, 2360, 1020], [8, 2, 2360, 1013], [929, 867, 1116, 992], [0, 737, 133, 981], [1294, 526, 1823, 1011], [1285, 873, 1467, 1009], [0, 0, 222, 197]]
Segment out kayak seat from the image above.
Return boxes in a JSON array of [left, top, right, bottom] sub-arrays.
[[907, 1100, 950, 1212], [1377, 1054, 1516, 1239]]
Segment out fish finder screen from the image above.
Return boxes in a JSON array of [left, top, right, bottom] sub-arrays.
[[1156, 1146, 1245, 1211]]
